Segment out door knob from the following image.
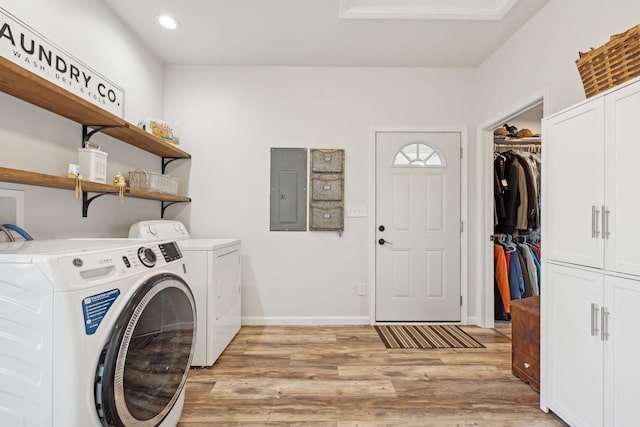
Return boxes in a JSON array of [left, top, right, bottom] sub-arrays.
[[378, 225, 385, 232], [378, 238, 392, 245]]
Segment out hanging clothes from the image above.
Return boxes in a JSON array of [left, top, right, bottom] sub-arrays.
[[494, 154, 521, 234], [493, 141, 541, 321], [518, 243, 539, 297], [507, 243, 525, 301], [493, 147, 541, 234], [528, 245, 541, 293], [518, 151, 541, 230], [515, 160, 528, 230], [494, 244, 511, 313]]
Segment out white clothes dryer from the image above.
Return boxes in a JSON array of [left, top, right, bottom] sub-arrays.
[[129, 220, 241, 367], [0, 238, 196, 427]]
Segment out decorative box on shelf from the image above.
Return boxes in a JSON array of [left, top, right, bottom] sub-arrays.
[[137, 118, 181, 146]]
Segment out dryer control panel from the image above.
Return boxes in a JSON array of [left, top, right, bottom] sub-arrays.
[[129, 220, 190, 240]]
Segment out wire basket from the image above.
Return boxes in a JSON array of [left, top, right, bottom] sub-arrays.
[[165, 176, 179, 195], [128, 170, 179, 195], [576, 24, 640, 98]]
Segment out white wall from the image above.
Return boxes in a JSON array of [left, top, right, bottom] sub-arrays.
[[476, 0, 640, 118], [0, 0, 168, 238], [164, 66, 475, 324], [471, 0, 640, 325]]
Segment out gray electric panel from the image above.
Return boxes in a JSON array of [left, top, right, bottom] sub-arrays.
[[270, 148, 308, 231]]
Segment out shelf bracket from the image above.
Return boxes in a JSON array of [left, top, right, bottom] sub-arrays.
[[162, 157, 181, 174], [82, 124, 129, 144], [82, 191, 110, 217], [161, 201, 185, 218]]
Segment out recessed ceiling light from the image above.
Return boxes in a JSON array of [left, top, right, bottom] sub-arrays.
[[157, 14, 179, 30]]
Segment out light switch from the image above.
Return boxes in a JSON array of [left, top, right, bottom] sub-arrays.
[[346, 205, 367, 217]]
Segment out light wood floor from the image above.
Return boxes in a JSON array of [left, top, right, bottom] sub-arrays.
[[179, 324, 565, 426]]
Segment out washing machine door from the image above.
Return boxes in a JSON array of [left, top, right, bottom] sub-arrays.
[[95, 273, 196, 427]]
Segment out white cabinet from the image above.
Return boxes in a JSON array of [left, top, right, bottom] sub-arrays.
[[544, 80, 640, 275], [603, 275, 640, 427], [603, 83, 640, 276], [543, 78, 640, 427], [546, 263, 604, 426], [546, 263, 640, 427], [544, 98, 604, 268]]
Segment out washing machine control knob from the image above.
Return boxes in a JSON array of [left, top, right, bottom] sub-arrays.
[[138, 247, 157, 268]]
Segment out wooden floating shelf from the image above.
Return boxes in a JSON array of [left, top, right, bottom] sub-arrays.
[[126, 188, 191, 203], [0, 167, 191, 203], [0, 57, 192, 217], [0, 57, 190, 159]]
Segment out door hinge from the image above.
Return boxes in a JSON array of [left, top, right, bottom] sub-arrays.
[[460, 221, 464, 233], [460, 147, 463, 158], [460, 295, 463, 306]]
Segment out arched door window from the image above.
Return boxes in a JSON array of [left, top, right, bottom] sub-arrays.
[[392, 143, 445, 167]]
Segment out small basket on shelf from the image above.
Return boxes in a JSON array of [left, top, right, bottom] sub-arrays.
[[128, 170, 179, 195], [576, 24, 640, 98]]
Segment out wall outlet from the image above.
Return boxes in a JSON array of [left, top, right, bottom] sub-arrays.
[[357, 282, 366, 296]]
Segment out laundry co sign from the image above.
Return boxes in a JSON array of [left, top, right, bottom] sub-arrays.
[[0, 8, 124, 118]]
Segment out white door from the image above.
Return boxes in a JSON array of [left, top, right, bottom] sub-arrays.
[[604, 81, 640, 276], [375, 131, 461, 322], [544, 98, 605, 268]]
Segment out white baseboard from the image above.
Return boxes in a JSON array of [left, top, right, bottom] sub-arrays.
[[242, 316, 371, 326], [466, 315, 482, 327], [241, 316, 488, 327]]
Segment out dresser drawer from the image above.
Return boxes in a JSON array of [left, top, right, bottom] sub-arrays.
[[512, 348, 540, 391], [511, 296, 540, 358]]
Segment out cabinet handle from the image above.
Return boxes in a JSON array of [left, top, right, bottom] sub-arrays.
[[602, 206, 611, 239], [601, 307, 610, 341], [524, 362, 531, 369], [592, 206, 600, 238], [591, 303, 600, 336]]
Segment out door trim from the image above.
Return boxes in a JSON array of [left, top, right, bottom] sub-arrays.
[[369, 126, 469, 325]]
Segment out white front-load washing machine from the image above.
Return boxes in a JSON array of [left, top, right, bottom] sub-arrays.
[[0, 238, 196, 427], [129, 220, 241, 367]]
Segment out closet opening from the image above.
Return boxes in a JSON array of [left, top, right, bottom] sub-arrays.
[[486, 101, 543, 327], [492, 104, 542, 324]]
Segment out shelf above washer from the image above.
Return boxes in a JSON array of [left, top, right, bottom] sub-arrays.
[[0, 57, 191, 159]]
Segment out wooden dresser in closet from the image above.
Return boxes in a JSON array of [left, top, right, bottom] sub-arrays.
[[511, 296, 540, 391]]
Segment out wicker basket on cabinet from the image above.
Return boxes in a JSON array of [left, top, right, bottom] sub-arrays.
[[576, 24, 640, 98]]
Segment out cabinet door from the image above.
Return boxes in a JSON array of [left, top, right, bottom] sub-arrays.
[[544, 98, 605, 268], [604, 275, 640, 426], [604, 81, 640, 275], [546, 263, 603, 427]]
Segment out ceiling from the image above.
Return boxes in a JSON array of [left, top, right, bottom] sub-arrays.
[[100, 0, 548, 67]]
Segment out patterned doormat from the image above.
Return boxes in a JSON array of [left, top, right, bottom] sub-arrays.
[[374, 325, 484, 349]]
